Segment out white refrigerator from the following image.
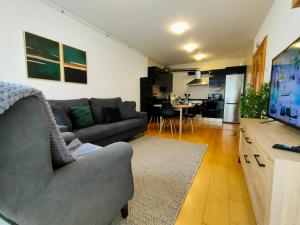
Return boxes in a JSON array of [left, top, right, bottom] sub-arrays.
[[223, 74, 244, 123]]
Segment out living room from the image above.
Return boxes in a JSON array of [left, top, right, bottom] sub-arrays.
[[1, 0, 300, 225]]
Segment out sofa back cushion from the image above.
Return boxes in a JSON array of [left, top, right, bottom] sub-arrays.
[[48, 98, 89, 116], [118, 101, 138, 120], [90, 97, 122, 123], [70, 106, 95, 129], [103, 107, 122, 123]]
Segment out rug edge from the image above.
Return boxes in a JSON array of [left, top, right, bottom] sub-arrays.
[[171, 143, 208, 225]]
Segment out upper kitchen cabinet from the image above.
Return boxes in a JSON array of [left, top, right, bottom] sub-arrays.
[[209, 69, 226, 88], [148, 66, 173, 92], [225, 66, 247, 75], [208, 66, 247, 88]]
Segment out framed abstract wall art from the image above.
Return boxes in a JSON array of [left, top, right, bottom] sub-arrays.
[[63, 45, 87, 84], [24, 32, 61, 81], [24, 31, 87, 84]]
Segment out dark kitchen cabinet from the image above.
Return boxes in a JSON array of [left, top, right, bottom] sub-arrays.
[[202, 100, 224, 118], [140, 77, 152, 112], [148, 67, 173, 92], [208, 66, 247, 89], [209, 69, 226, 88], [225, 66, 247, 75]]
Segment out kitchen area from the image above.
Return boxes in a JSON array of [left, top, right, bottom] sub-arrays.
[[140, 65, 246, 124]]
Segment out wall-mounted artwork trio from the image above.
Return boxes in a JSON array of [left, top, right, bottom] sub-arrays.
[[24, 32, 87, 84]]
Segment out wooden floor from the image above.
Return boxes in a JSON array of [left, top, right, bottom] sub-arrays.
[[146, 118, 256, 225]]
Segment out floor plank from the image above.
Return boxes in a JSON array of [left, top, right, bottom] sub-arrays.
[[146, 117, 256, 225]]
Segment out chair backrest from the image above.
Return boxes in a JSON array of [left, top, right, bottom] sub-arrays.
[[0, 97, 53, 213], [149, 105, 161, 116], [187, 106, 198, 115], [161, 103, 176, 117]]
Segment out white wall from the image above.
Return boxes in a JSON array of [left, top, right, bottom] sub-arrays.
[[254, 0, 300, 82], [171, 57, 247, 99], [0, 0, 147, 110]]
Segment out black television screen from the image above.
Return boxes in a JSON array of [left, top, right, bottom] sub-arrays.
[[268, 37, 300, 128]]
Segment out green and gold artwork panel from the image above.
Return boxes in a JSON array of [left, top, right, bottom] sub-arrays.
[[24, 32, 61, 81]]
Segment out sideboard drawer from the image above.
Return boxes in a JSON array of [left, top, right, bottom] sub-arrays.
[[250, 142, 274, 225], [240, 128, 274, 225]]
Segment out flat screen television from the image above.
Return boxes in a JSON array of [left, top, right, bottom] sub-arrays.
[[268, 37, 300, 129]]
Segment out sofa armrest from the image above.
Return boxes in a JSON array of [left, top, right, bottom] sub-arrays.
[[137, 111, 147, 124], [19, 142, 134, 225]]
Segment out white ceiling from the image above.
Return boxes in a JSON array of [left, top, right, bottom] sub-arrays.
[[48, 0, 274, 65]]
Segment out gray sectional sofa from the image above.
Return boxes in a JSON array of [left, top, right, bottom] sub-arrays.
[[49, 98, 147, 146]]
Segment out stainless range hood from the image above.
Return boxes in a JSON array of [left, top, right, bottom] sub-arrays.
[[186, 71, 209, 86]]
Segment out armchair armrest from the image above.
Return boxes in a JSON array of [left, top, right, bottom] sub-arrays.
[[55, 142, 133, 190], [19, 142, 134, 225]]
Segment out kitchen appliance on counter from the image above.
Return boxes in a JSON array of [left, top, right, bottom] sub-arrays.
[[223, 74, 244, 123], [208, 93, 223, 100]]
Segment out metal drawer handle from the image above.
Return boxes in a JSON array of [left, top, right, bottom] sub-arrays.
[[254, 154, 265, 167], [245, 137, 252, 144], [244, 155, 250, 163]]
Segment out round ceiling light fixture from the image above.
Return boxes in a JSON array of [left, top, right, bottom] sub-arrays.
[[183, 43, 198, 53], [170, 22, 189, 35], [194, 53, 205, 61]]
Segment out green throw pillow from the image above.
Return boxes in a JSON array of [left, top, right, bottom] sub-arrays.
[[70, 106, 94, 129]]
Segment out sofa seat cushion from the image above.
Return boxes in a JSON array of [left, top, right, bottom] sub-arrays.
[[112, 118, 145, 134], [90, 98, 122, 124], [73, 118, 144, 143]]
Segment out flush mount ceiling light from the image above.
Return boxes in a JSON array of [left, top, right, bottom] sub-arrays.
[[183, 43, 198, 53], [170, 22, 189, 35], [194, 53, 205, 61]]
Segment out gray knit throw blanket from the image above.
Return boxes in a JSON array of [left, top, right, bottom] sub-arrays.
[[0, 82, 75, 169]]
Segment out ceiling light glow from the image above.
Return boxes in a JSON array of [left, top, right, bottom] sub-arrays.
[[170, 22, 189, 34], [183, 43, 198, 53], [194, 53, 205, 61], [295, 42, 300, 48]]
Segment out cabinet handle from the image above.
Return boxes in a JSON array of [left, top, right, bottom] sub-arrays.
[[244, 155, 250, 163], [254, 154, 265, 167], [245, 137, 252, 144], [240, 128, 245, 133]]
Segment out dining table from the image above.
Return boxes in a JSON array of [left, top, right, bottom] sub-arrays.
[[153, 104, 195, 135]]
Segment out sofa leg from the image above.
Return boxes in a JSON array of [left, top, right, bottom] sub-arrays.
[[121, 203, 128, 219]]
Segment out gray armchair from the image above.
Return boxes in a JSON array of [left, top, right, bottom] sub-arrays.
[[0, 96, 134, 225]]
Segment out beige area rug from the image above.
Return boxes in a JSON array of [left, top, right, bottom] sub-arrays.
[[111, 136, 207, 225]]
